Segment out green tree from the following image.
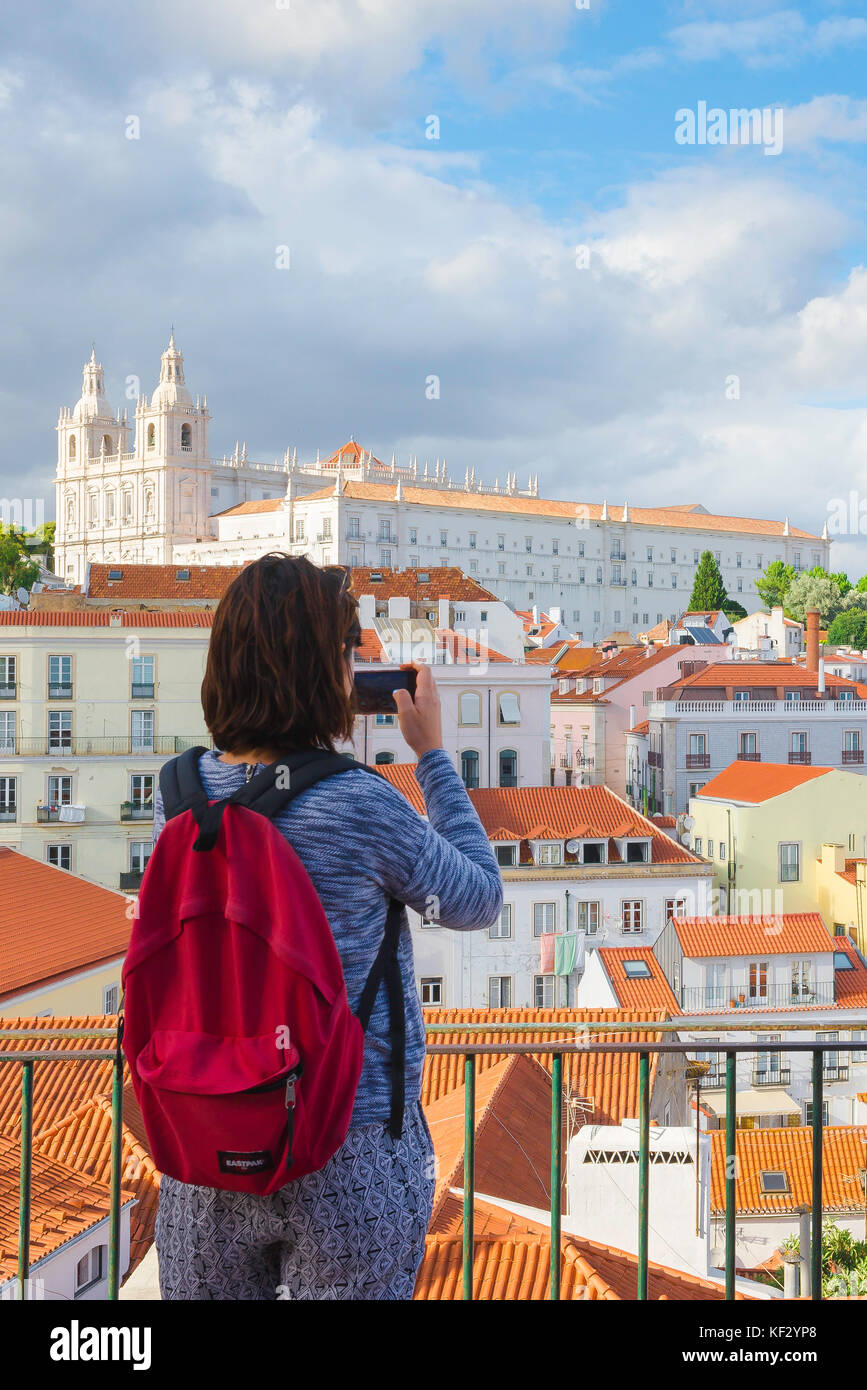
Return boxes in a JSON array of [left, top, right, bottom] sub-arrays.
[[783, 571, 845, 626], [722, 599, 748, 621], [689, 550, 728, 611], [0, 524, 40, 598], [856, 574, 867, 594], [827, 609, 867, 647], [26, 519, 55, 571], [779, 1220, 867, 1299], [755, 560, 795, 610]]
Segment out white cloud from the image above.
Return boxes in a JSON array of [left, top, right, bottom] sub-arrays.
[[668, 8, 867, 68], [782, 95, 867, 147]]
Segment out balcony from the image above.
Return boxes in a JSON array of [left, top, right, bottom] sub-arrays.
[[0, 1023, 848, 1303], [647, 751, 662, 768], [752, 1067, 792, 1087], [119, 869, 144, 891], [685, 753, 710, 769], [131, 684, 155, 699], [822, 1065, 849, 1083], [5, 735, 205, 758], [0, 683, 16, 700], [120, 802, 154, 822], [650, 698, 867, 718], [842, 749, 864, 764], [48, 683, 73, 699], [36, 806, 62, 823], [788, 751, 812, 765], [682, 983, 835, 1011], [736, 751, 761, 761], [0, 805, 16, 822]]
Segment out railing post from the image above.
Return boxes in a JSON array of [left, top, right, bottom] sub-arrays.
[[725, 1049, 736, 1301], [637, 1050, 650, 1300], [550, 1053, 562, 1301], [108, 1021, 124, 1300], [462, 1053, 475, 1302], [811, 1049, 823, 1301], [18, 1060, 33, 1300]]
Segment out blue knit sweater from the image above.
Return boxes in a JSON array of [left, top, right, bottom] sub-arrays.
[[152, 748, 503, 1127]]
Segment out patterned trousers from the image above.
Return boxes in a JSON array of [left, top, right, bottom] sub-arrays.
[[155, 1102, 436, 1301]]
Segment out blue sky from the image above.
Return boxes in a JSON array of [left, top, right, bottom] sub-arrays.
[[3, 0, 867, 571]]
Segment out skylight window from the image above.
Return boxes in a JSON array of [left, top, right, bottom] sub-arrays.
[[760, 1171, 789, 1194], [369, 572, 383, 583], [623, 960, 652, 979], [834, 951, 855, 971], [176, 568, 191, 582], [417, 572, 430, 582], [107, 568, 123, 581]]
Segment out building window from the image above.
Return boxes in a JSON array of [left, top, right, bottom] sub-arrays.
[[47, 844, 72, 871], [460, 750, 480, 790], [420, 978, 443, 1006], [533, 902, 556, 937], [0, 776, 17, 821], [779, 842, 800, 882], [534, 975, 556, 1007], [469, 532, 477, 549], [380, 549, 392, 567], [537, 842, 562, 865], [495, 844, 517, 867], [374, 713, 395, 727], [748, 960, 769, 1000], [552, 539, 559, 555], [459, 691, 482, 725], [131, 656, 155, 699], [498, 749, 518, 788], [131, 709, 154, 752], [804, 1101, 829, 1127], [0, 655, 16, 697], [374, 751, 395, 765], [498, 563, 506, 575], [147, 424, 156, 450], [665, 898, 686, 922], [409, 527, 417, 545], [497, 692, 520, 726], [577, 901, 600, 934], [348, 516, 360, 539], [596, 566, 603, 584], [622, 900, 643, 933], [48, 655, 73, 699], [440, 530, 447, 548], [48, 711, 72, 753], [739, 731, 758, 759], [181, 423, 192, 450], [130, 840, 151, 873], [489, 904, 513, 940], [488, 976, 512, 1007], [103, 983, 120, 1014], [129, 774, 155, 815], [75, 1246, 105, 1295]]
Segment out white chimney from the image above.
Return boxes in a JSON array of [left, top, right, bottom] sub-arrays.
[[549, 606, 562, 624], [818, 656, 826, 694], [387, 595, 410, 620], [629, 704, 636, 730], [357, 594, 376, 628], [532, 604, 540, 624], [437, 597, 451, 630]]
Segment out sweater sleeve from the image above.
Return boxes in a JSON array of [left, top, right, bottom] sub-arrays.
[[368, 749, 503, 931]]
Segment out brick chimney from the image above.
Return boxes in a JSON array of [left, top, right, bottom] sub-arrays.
[[805, 608, 820, 672]]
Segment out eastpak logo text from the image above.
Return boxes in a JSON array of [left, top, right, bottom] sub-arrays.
[[49, 1321, 151, 1371], [218, 1148, 274, 1173]]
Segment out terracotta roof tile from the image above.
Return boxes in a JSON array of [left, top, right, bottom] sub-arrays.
[[373, 763, 426, 814], [0, 1017, 116, 1138], [0, 610, 213, 628], [832, 936, 867, 1008], [597, 947, 681, 1012], [710, 1125, 867, 1215], [349, 566, 498, 604], [696, 762, 835, 803], [0, 852, 130, 1003], [422, 1008, 664, 1122], [670, 661, 865, 695], [86, 562, 242, 600], [672, 913, 834, 958]]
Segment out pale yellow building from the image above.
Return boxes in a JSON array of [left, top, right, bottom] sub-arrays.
[[0, 609, 210, 892], [688, 762, 867, 934], [816, 846, 867, 953]]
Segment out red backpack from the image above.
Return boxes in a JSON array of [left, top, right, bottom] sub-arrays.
[[122, 747, 405, 1195]]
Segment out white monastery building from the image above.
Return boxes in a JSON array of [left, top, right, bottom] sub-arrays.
[[54, 342, 830, 644]]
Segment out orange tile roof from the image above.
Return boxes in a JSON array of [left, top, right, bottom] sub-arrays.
[[597, 947, 681, 1013], [0, 851, 130, 1002], [213, 497, 285, 516], [672, 913, 834, 958], [373, 762, 426, 814], [425, 1055, 557, 1230], [223, 479, 821, 537], [0, 609, 213, 628], [836, 857, 866, 887], [349, 566, 498, 604], [696, 762, 835, 803], [710, 1125, 867, 1215], [0, 1017, 115, 1139], [832, 937, 867, 1008], [422, 1008, 664, 1122], [352, 625, 510, 664], [354, 627, 383, 662], [465, 786, 702, 864], [86, 562, 242, 600], [630, 719, 650, 734], [417, 1196, 749, 1299], [0, 1133, 135, 1281], [669, 661, 864, 695]]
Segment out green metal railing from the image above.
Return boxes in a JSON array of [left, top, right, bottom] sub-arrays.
[[425, 1020, 860, 1301], [0, 1026, 123, 1301]]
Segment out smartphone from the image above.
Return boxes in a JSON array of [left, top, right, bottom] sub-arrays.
[[354, 666, 417, 714]]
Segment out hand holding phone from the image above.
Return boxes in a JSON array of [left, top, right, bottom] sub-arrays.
[[391, 664, 443, 760], [353, 666, 418, 714]]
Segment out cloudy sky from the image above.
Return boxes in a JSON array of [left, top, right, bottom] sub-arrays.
[[4, 0, 867, 570]]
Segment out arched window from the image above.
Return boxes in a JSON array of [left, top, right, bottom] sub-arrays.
[[375, 751, 395, 765], [458, 691, 482, 726], [88, 493, 99, 526], [147, 424, 156, 450], [102, 434, 112, 453], [105, 492, 116, 524], [122, 490, 133, 522], [498, 749, 518, 788], [460, 750, 480, 789], [68, 436, 76, 460], [181, 423, 192, 450], [497, 692, 521, 726]]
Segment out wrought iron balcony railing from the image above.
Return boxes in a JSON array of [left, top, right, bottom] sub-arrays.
[[120, 802, 154, 822], [752, 1066, 792, 1086], [0, 1024, 854, 1303], [3, 735, 205, 758], [681, 983, 835, 1011]]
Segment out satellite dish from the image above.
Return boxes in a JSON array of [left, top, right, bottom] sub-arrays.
[[566, 839, 581, 854], [682, 816, 695, 830], [681, 833, 692, 846], [16, 588, 30, 607]]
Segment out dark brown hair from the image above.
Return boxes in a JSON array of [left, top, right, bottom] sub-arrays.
[[201, 554, 361, 754]]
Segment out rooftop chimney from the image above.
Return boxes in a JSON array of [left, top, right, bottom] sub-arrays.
[[817, 655, 825, 695], [805, 608, 820, 672]]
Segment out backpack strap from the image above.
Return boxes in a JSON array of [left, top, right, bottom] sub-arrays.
[[159, 745, 211, 821], [356, 900, 406, 1139]]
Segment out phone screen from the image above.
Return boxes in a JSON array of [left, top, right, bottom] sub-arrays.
[[354, 667, 417, 714]]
